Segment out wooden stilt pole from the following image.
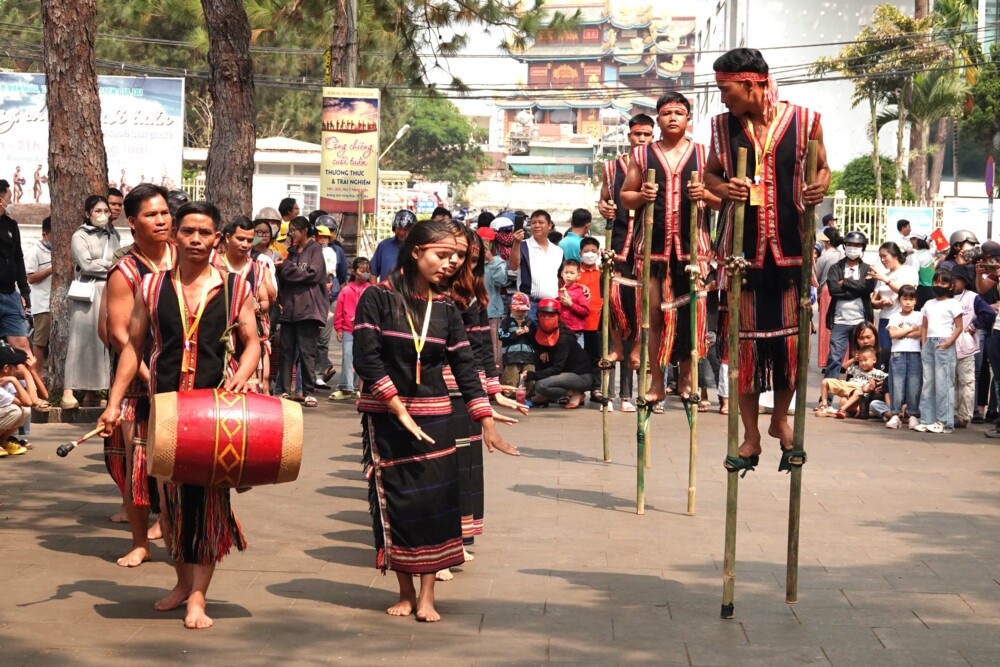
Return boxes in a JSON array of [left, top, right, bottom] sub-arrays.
[[636, 168, 655, 515], [787, 140, 819, 603], [721, 147, 748, 619], [601, 220, 613, 463], [686, 171, 701, 515]]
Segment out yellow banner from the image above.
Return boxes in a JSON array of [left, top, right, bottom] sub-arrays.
[[320, 87, 380, 214]]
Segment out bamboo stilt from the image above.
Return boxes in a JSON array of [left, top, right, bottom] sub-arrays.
[[721, 147, 748, 620], [636, 168, 656, 515], [787, 140, 819, 603], [601, 219, 613, 463], [686, 171, 701, 515]]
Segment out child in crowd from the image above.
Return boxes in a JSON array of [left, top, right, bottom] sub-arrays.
[[883, 284, 923, 429], [816, 346, 886, 418], [329, 256, 370, 400], [0, 346, 33, 457], [498, 292, 536, 397], [557, 259, 590, 346], [578, 238, 605, 403], [950, 265, 995, 427], [915, 269, 963, 433]]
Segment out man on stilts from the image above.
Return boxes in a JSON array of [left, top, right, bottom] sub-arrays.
[[704, 48, 830, 470], [599, 114, 654, 374], [620, 92, 721, 406]]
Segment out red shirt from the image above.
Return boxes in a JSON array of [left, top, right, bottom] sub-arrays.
[[578, 263, 603, 331], [333, 280, 370, 334], [559, 282, 590, 332]]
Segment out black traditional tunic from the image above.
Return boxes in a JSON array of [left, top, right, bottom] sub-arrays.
[[711, 102, 820, 393], [602, 156, 640, 341], [104, 244, 177, 508], [354, 284, 491, 573], [142, 267, 251, 564], [632, 140, 711, 365]]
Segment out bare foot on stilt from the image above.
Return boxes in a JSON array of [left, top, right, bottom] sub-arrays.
[[116, 546, 150, 568], [435, 568, 454, 581], [386, 593, 416, 617], [737, 438, 762, 460], [628, 350, 641, 371], [184, 595, 214, 629], [767, 421, 795, 452], [147, 517, 162, 541], [154, 584, 191, 611]]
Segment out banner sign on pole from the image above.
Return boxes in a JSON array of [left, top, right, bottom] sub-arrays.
[[886, 205, 934, 237], [0, 73, 185, 204], [987, 156, 995, 197], [320, 87, 380, 214]]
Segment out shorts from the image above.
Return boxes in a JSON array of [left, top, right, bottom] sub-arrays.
[[31, 312, 51, 348], [0, 403, 29, 432], [824, 378, 860, 399], [0, 292, 27, 338]]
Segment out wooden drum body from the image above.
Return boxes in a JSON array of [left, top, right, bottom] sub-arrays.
[[149, 389, 303, 487]]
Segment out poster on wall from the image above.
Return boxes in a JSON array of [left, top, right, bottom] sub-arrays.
[[320, 87, 380, 214], [885, 205, 934, 237], [0, 73, 184, 205], [942, 198, 991, 241]]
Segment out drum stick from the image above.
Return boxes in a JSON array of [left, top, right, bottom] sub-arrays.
[[56, 427, 105, 458]]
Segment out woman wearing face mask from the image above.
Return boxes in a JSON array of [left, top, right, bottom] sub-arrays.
[[63, 194, 121, 409]]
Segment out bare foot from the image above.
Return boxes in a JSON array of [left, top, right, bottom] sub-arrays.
[[737, 438, 762, 459], [386, 594, 416, 617], [435, 568, 454, 582], [415, 596, 441, 622], [147, 518, 162, 541], [116, 546, 150, 568], [110, 507, 128, 523], [628, 351, 641, 371], [605, 351, 623, 364], [564, 391, 583, 409], [767, 421, 794, 452], [184, 600, 214, 629], [643, 387, 665, 404], [154, 584, 191, 612], [463, 548, 475, 562]]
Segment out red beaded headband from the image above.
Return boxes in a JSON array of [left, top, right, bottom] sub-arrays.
[[715, 71, 779, 107]]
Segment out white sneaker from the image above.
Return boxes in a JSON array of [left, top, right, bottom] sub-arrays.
[[885, 415, 901, 429], [941, 425, 955, 434], [912, 422, 929, 432], [621, 400, 636, 413], [908, 416, 920, 430], [926, 422, 945, 434]]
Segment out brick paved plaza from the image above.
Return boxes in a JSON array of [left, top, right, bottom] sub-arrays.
[[2, 386, 999, 665]]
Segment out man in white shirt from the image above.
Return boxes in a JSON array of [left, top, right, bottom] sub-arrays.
[[508, 210, 564, 321], [891, 218, 915, 264], [23, 217, 52, 369]]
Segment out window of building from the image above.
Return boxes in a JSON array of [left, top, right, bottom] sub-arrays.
[[257, 164, 292, 175], [549, 108, 577, 125], [292, 164, 318, 176], [287, 182, 319, 211]]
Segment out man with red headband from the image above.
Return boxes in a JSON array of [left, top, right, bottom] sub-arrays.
[[703, 47, 831, 470], [621, 92, 722, 408], [599, 114, 655, 372]]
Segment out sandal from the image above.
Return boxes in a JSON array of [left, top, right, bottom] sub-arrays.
[[652, 403, 665, 414], [279, 392, 292, 401], [596, 358, 615, 370], [719, 405, 728, 415], [590, 391, 609, 406], [303, 396, 318, 408], [698, 400, 711, 413], [723, 454, 759, 478]]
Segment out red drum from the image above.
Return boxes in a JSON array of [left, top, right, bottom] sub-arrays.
[[149, 389, 303, 487]]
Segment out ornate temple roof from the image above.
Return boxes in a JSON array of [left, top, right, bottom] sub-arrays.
[[515, 44, 611, 61]]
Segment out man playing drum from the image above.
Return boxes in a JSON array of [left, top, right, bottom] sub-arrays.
[[98, 201, 261, 629]]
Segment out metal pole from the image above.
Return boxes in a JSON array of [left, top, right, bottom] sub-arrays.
[[636, 169, 655, 514], [786, 140, 819, 603], [686, 171, 701, 515], [601, 220, 613, 462], [721, 147, 748, 620]]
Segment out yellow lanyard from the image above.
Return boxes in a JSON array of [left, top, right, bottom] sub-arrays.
[[173, 267, 217, 373], [745, 103, 784, 183], [405, 290, 434, 384]]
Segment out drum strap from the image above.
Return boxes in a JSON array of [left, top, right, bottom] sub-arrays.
[[218, 275, 238, 388]]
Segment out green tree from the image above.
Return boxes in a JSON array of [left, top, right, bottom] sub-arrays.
[[839, 155, 916, 201], [382, 97, 489, 190], [961, 45, 1000, 159]]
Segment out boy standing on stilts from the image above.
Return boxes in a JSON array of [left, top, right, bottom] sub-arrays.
[[620, 92, 721, 405], [703, 48, 830, 470]]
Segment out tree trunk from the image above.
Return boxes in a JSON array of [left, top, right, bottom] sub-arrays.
[[200, 0, 256, 221], [928, 117, 949, 198], [870, 96, 882, 201], [952, 117, 960, 196], [40, 0, 108, 392], [329, 0, 358, 87], [915, 123, 930, 199], [914, 0, 929, 20], [895, 89, 908, 201]]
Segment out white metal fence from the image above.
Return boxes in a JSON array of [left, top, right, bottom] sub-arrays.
[[831, 194, 944, 245], [180, 178, 206, 202]]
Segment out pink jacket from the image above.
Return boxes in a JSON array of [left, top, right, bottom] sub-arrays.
[[559, 282, 590, 332], [334, 281, 369, 334]]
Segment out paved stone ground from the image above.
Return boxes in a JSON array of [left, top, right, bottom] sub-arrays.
[[2, 373, 999, 666]]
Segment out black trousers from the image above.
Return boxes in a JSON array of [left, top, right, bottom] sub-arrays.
[[279, 320, 321, 396]]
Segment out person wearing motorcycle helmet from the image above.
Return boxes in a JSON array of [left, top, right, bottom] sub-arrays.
[[370, 209, 417, 282], [824, 230, 876, 382], [524, 298, 595, 408], [940, 229, 980, 273]]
